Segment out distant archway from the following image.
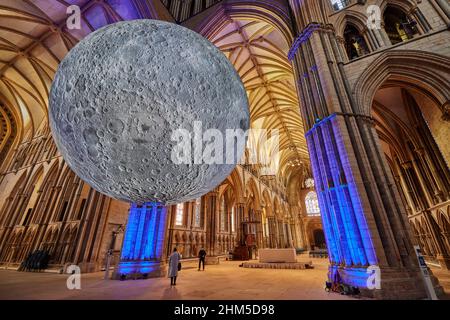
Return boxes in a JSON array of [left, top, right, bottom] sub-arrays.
[[313, 229, 326, 249]]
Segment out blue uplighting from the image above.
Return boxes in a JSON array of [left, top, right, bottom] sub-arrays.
[[288, 23, 321, 61], [306, 113, 378, 288], [117, 203, 168, 278], [120, 202, 165, 262]]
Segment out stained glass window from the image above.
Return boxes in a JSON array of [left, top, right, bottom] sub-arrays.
[[305, 191, 320, 216], [331, 0, 349, 11], [194, 198, 201, 227], [220, 197, 226, 231], [175, 203, 184, 226], [231, 207, 235, 232]]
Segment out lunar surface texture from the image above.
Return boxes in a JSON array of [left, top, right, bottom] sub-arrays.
[[49, 19, 249, 204]]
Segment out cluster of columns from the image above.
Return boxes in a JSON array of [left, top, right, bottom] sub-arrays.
[[114, 190, 300, 279], [113, 203, 168, 279], [287, 0, 430, 299], [388, 95, 450, 269]]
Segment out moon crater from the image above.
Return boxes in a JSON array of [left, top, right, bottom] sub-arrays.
[[49, 20, 249, 204]]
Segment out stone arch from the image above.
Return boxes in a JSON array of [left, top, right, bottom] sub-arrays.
[[25, 165, 44, 193], [52, 165, 78, 222], [262, 189, 273, 217], [218, 185, 236, 234], [273, 197, 282, 219], [0, 170, 27, 226], [45, 226, 60, 257], [415, 219, 429, 255], [354, 50, 450, 117], [41, 226, 56, 253], [0, 103, 20, 169], [342, 23, 370, 60], [16, 165, 45, 226], [245, 177, 261, 210], [41, 159, 60, 187], [421, 217, 439, 257], [16, 227, 37, 262], [437, 210, 450, 233], [67, 225, 78, 253], [410, 220, 419, 238], [226, 169, 244, 203], [382, 3, 415, 45], [220, 183, 236, 206], [372, 101, 415, 162], [335, 10, 370, 37], [378, 0, 416, 16], [0, 95, 24, 147], [29, 161, 61, 225], [53, 225, 73, 263], [11, 228, 24, 244], [174, 231, 180, 244], [3, 228, 24, 262]]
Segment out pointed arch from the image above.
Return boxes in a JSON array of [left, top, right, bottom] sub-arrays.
[[335, 10, 371, 37], [354, 50, 450, 117]]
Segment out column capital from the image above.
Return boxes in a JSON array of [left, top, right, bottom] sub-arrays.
[[288, 23, 322, 61]]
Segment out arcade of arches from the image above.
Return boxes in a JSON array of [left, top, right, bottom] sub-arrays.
[[0, 0, 449, 299]]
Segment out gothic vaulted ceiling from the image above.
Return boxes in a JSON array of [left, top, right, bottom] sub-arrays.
[[209, 18, 307, 178], [0, 0, 308, 178]]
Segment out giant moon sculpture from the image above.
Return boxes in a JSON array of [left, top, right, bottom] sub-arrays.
[[49, 20, 249, 204]]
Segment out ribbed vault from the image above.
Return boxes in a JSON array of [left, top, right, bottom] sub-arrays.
[[210, 18, 308, 177]]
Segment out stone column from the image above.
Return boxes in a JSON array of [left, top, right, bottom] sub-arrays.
[[289, 221, 296, 247], [205, 190, 218, 256], [439, 231, 450, 269], [277, 219, 284, 248], [267, 216, 276, 248], [284, 220, 290, 248], [254, 209, 263, 249], [335, 36, 348, 63], [287, 0, 428, 299], [411, 7, 431, 33], [398, 162, 422, 212], [235, 202, 245, 246], [423, 212, 450, 270], [434, 0, 450, 21], [377, 22, 392, 47], [113, 202, 168, 279], [364, 28, 381, 51]]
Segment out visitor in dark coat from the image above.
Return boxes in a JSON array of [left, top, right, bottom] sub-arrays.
[[198, 248, 206, 271]]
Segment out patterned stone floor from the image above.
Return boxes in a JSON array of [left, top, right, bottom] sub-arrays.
[[2, 257, 447, 300], [0, 258, 353, 300]]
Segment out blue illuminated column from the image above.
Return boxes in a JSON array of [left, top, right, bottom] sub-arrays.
[[287, 0, 428, 299], [113, 202, 168, 279]]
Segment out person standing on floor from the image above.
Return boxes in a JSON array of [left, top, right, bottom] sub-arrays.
[[198, 247, 206, 271], [168, 247, 181, 286]]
